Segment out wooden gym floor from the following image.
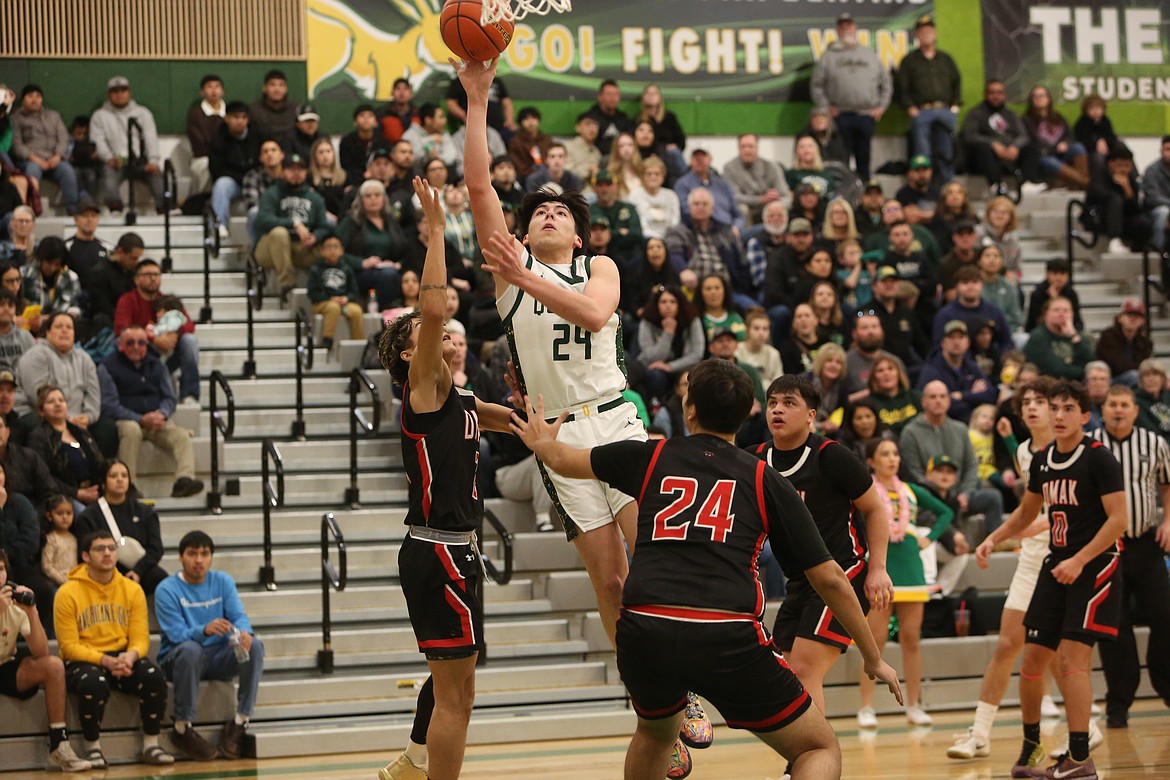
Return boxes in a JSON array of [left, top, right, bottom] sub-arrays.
[[7, 699, 1168, 778]]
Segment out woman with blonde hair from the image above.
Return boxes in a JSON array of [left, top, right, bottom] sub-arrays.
[[606, 132, 644, 199], [309, 137, 347, 220], [929, 180, 978, 251], [866, 355, 921, 434], [821, 197, 860, 244], [976, 196, 1022, 281], [636, 84, 687, 174], [806, 341, 847, 434], [787, 136, 838, 199], [336, 178, 408, 309]]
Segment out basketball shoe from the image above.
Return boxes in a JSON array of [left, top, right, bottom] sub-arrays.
[[947, 727, 991, 759], [1048, 721, 1103, 758], [379, 753, 427, 780], [1010, 740, 1047, 778], [1030, 755, 1098, 779], [679, 692, 713, 749], [666, 739, 692, 779]]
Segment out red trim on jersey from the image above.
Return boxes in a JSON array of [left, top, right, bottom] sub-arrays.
[[637, 440, 668, 505], [818, 439, 834, 451], [435, 545, 466, 592], [625, 605, 760, 623], [1094, 554, 1119, 588], [813, 606, 853, 646], [631, 696, 689, 719], [399, 385, 423, 441], [841, 557, 865, 581], [418, 585, 476, 648], [749, 531, 767, 631], [1084, 583, 1118, 637], [754, 460, 770, 534], [755, 442, 768, 454], [416, 438, 433, 520], [724, 685, 810, 730], [846, 508, 866, 563]]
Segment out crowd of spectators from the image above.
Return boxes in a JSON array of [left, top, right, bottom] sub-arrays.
[[3, 13, 1170, 762]]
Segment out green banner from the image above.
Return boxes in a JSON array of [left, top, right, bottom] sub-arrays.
[[307, 0, 932, 103]]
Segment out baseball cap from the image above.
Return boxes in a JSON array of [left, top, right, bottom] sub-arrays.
[[0, 370, 14, 386], [952, 219, 977, 233], [710, 327, 738, 342], [1121, 299, 1146, 316], [74, 194, 101, 214], [285, 153, 308, 168], [690, 148, 710, 157], [875, 266, 899, 281], [909, 154, 932, 170], [590, 215, 611, 228], [864, 179, 883, 193], [927, 454, 957, 472], [367, 148, 391, 166], [594, 170, 615, 184], [788, 218, 813, 234], [107, 76, 130, 90], [836, 12, 854, 24], [915, 14, 935, 28], [943, 319, 969, 336], [296, 103, 320, 122]]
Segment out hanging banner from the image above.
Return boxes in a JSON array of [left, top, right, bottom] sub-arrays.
[[982, 0, 1170, 104], [306, 0, 931, 103]]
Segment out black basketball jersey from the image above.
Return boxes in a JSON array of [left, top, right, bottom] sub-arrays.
[[754, 434, 872, 581], [400, 383, 483, 532], [592, 434, 833, 617], [1027, 436, 1125, 559]]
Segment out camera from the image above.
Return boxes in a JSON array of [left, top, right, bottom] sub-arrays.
[[5, 583, 35, 607]]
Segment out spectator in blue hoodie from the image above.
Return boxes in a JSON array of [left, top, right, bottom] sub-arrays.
[[917, 318, 997, 423], [154, 531, 264, 762], [931, 265, 1013, 354]]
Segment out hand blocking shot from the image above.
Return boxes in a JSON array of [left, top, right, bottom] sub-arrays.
[[510, 358, 902, 780]]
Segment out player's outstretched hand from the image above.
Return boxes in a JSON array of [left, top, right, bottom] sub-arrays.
[[482, 230, 527, 286], [974, 538, 994, 569], [865, 659, 904, 706], [450, 56, 497, 98], [510, 394, 567, 456], [412, 175, 444, 224]]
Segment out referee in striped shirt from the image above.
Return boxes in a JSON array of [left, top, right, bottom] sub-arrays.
[[1090, 385, 1170, 727]]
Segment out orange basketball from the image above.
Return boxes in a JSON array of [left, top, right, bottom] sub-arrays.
[[441, 0, 514, 62]]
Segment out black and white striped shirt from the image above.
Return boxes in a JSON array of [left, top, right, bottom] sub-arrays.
[[1090, 426, 1170, 538]]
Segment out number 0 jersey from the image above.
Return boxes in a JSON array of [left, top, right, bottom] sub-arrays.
[[496, 249, 626, 416], [592, 434, 833, 617], [1026, 436, 1124, 560], [753, 435, 872, 582], [400, 383, 483, 533]]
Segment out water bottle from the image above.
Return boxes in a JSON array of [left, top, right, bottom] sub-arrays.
[[228, 627, 250, 663], [366, 289, 379, 314]]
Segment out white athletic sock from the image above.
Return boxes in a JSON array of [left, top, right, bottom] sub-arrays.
[[174, 720, 191, 734], [973, 701, 999, 743], [235, 714, 249, 726], [142, 734, 159, 750], [404, 739, 428, 768], [49, 721, 66, 730], [84, 739, 101, 753]]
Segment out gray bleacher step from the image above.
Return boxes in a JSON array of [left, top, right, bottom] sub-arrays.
[[140, 472, 407, 513], [485, 497, 537, 533], [200, 374, 395, 408], [198, 297, 293, 322], [238, 580, 539, 626], [154, 505, 408, 546], [198, 321, 314, 348], [197, 347, 357, 374], [221, 437, 398, 471], [207, 407, 395, 438], [511, 532, 593, 572], [163, 274, 249, 298], [249, 703, 637, 759], [86, 223, 206, 246], [261, 619, 586, 671], [544, 570, 602, 611], [166, 246, 247, 270]]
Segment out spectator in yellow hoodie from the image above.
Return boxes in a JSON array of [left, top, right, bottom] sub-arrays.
[[53, 529, 173, 769]]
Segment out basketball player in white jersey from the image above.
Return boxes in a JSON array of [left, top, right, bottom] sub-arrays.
[[458, 59, 708, 775]]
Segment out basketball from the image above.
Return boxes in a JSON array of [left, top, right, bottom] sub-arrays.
[[440, 0, 514, 62]]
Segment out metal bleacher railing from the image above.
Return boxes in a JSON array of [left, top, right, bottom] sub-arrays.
[[243, 253, 265, 379], [316, 512, 347, 674], [161, 160, 176, 272], [260, 438, 284, 591], [199, 201, 219, 324], [344, 368, 380, 508], [1065, 199, 1098, 289], [292, 310, 314, 440], [206, 370, 236, 515]]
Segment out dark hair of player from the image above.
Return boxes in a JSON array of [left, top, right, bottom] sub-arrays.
[[685, 359, 754, 434], [765, 374, 822, 412], [379, 311, 422, 387], [518, 188, 591, 250], [1011, 376, 1057, 418], [1047, 380, 1091, 414]]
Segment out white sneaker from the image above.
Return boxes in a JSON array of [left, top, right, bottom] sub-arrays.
[[1107, 238, 1129, 254], [1049, 720, 1103, 759], [218, 223, 231, 243], [906, 704, 933, 727], [1041, 694, 1061, 718], [181, 395, 200, 406], [857, 706, 878, 728], [379, 754, 428, 780], [47, 742, 92, 772], [947, 727, 990, 759]]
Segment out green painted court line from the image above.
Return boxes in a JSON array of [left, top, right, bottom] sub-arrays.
[[75, 708, 1170, 780]]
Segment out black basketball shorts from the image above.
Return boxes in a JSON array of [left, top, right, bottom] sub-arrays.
[[399, 534, 485, 661], [617, 607, 811, 732], [773, 560, 869, 653], [1024, 551, 1122, 650]]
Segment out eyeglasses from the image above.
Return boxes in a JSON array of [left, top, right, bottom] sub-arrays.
[[881, 206, 901, 213], [124, 338, 148, 347]]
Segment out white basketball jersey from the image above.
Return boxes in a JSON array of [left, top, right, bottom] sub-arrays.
[[1016, 440, 1051, 555], [496, 250, 626, 416]]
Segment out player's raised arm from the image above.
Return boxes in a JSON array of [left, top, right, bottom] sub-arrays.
[[455, 58, 510, 290], [406, 176, 453, 408]]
